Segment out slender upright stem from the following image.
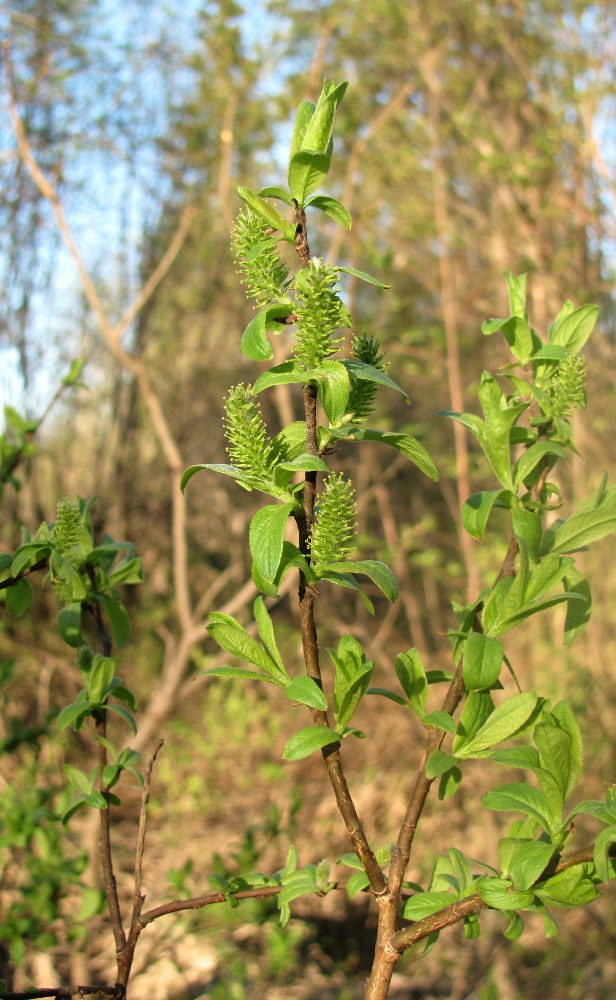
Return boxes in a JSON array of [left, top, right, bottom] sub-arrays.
[[292, 205, 386, 894]]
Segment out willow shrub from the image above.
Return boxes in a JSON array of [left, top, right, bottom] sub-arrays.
[[2, 80, 616, 1000]]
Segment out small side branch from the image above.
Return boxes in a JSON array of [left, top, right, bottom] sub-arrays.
[[94, 712, 126, 958], [116, 740, 165, 988], [0, 557, 49, 590], [0, 988, 124, 999], [390, 841, 610, 954], [293, 300, 385, 895], [134, 739, 165, 902]]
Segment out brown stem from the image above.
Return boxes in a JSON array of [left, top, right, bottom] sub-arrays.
[[290, 217, 385, 894], [293, 200, 311, 267], [0, 557, 49, 590], [139, 881, 348, 927], [0, 988, 123, 999], [94, 712, 126, 959], [390, 841, 612, 954], [88, 593, 125, 961], [365, 457, 538, 998], [116, 740, 165, 989]]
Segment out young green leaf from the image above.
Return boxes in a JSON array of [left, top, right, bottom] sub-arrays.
[[315, 360, 351, 424], [106, 556, 143, 588], [452, 690, 494, 755], [422, 711, 458, 733], [462, 489, 514, 541], [207, 613, 286, 681], [394, 648, 427, 715], [455, 692, 539, 758], [5, 577, 33, 616], [284, 675, 328, 711], [282, 725, 340, 760], [249, 502, 296, 582], [300, 80, 348, 156], [240, 304, 294, 361], [513, 441, 567, 491], [438, 766, 463, 800], [88, 655, 116, 704], [505, 272, 528, 319], [478, 876, 534, 911], [482, 783, 558, 835], [326, 426, 438, 482], [593, 826, 616, 883], [305, 195, 352, 229], [64, 765, 93, 795], [462, 632, 504, 691], [402, 891, 453, 920], [543, 479, 616, 554], [563, 568, 592, 644], [289, 99, 316, 161], [236, 186, 294, 239], [336, 266, 390, 289], [535, 865, 599, 907], [342, 360, 409, 401], [329, 634, 375, 729], [548, 303, 598, 353], [252, 361, 311, 395], [258, 186, 293, 206], [288, 150, 332, 204], [57, 699, 94, 730], [346, 870, 371, 898], [426, 750, 458, 779], [100, 596, 130, 649], [253, 597, 288, 678], [506, 841, 555, 891], [314, 559, 398, 602], [200, 666, 283, 685]]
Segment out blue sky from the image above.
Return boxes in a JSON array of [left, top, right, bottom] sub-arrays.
[[0, 0, 278, 428]]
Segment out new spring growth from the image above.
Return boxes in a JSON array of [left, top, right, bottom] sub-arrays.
[[549, 352, 587, 417], [52, 498, 82, 562], [310, 473, 357, 564], [223, 384, 276, 482], [231, 209, 290, 307], [347, 334, 387, 423], [77, 644, 94, 680], [293, 261, 351, 369], [50, 497, 84, 601]]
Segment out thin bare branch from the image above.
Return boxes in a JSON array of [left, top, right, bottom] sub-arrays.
[[112, 206, 199, 346], [140, 882, 347, 927], [95, 714, 126, 957], [134, 739, 165, 901]]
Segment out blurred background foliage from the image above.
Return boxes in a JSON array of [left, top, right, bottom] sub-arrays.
[[1, 0, 616, 996]]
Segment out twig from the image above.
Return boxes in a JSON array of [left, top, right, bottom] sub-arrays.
[[94, 711, 126, 958], [139, 881, 347, 927], [115, 740, 165, 989], [0, 557, 49, 590], [134, 739, 165, 901], [292, 210, 386, 895], [389, 841, 611, 954], [0, 988, 122, 999]]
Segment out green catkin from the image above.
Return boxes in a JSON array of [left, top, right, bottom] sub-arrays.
[[293, 260, 351, 369], [50, 498, 83, 602], [550, 353, 587, 417], [231, 210, 290, 307], [347, 334, 387, 423], [223, 384, 276, 481], [53, 498, 82, 558], [310, 474, 357, 563]]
